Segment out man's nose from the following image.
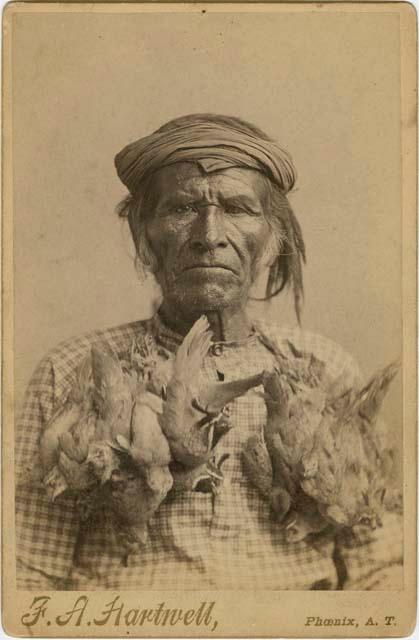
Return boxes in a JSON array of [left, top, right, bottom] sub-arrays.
[[189, 205, 228, 251]]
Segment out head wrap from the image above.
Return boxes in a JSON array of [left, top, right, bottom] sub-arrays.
[[114, 121, 296, 195]]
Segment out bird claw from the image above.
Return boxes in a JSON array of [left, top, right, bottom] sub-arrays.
[[191, 398, 219, 425], [192, 398, 231, 423], [194, 453, 230, 495]]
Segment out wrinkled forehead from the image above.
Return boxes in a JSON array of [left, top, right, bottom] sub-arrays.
[[147, 162, 270, 206]]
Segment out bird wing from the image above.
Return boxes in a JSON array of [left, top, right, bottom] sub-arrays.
[[91, 344, 133, 440], [130, 394, 171, 466], [71, 353, 94, 406], [40, 398, 83, 472], [264, 371, 319, 477], [300, 412, 344, 505], [59, 412, 97, 463]]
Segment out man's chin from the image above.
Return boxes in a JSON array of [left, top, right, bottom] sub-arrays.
[[167, 281, 243, 313]]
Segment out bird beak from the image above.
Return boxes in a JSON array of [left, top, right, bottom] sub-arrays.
[[106, 441, 126, 454], [51, 488, 65, 501]]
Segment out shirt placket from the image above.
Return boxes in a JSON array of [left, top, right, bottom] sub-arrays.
[[202, 343, 250, 540]]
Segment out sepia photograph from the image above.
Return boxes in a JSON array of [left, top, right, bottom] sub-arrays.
[[2, 2, 417, 637]]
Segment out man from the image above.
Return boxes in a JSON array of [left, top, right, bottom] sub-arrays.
[[15, 113, 402, 590]]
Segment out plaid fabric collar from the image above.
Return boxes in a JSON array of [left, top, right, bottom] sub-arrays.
[[152, 312, 261, 353], [152, 313, 184, 351]]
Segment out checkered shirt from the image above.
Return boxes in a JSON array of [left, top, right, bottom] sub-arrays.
[[15, 316, 403, 590]]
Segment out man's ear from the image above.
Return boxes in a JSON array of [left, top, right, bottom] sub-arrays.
[[263, 233, 282, 268], [136, 230, 159, 274], [251, 233, 280, 290]]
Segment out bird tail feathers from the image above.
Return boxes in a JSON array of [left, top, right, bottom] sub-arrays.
[[356, 361, 400, 423], [174, 316, 212, 382]]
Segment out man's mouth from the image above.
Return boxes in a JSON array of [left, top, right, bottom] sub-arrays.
[[182, 264, 237, 275]]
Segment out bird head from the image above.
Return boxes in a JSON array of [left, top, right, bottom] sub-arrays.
[[357, 513, 382, 530], [43, 466, 68, 501], [86, 442, 120, 482], [91, 343, 123, 395], [357, 486, 389, 530], [210, 410, 233, 448], [283, 514, 311, 543], [262, 369, 290, 408]]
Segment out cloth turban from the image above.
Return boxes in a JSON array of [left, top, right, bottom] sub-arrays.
[[114, 121, 296, 196]]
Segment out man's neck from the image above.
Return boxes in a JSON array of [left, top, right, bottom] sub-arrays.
[[158, 303, 253, 342]]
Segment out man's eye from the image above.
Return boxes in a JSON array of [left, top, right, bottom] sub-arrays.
[[173, 204, 196, 214], [225, 205, 245, 215], [225, 205, 259, 216]]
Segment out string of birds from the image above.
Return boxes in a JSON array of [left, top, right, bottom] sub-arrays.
[[23, 316, 401, 561]]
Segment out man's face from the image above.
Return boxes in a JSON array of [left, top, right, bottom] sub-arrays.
[[144, 163, 272, 314]]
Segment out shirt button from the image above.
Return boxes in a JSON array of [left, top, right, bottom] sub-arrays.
[[210, 344, 223, 357]]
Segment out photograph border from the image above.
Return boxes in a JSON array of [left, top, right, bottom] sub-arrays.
[[1, 3, 417, 637]]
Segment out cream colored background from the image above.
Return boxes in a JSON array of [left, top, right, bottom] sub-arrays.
[[13, 9, 402, 444]]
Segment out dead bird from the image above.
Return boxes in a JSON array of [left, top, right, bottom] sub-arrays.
[[301, 362, 400, 532], [40, 345, 132, 500], [255, 327, 330, 391], [262, 368, 324, 522], [160, 315, 265, 467], [42, 412, 99, 500], [243, 360, 400, 542], [91, 343, 133, 442], [59, 411, 97, 464], [38, 341, 175, 546], [109, 389, 174, 503], [39, 354, 94, 473], [107, 465, 172, 552]]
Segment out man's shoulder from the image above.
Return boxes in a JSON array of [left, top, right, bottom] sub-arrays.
[[36, 318, 155, 393], [255, 320, 362, 383]]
